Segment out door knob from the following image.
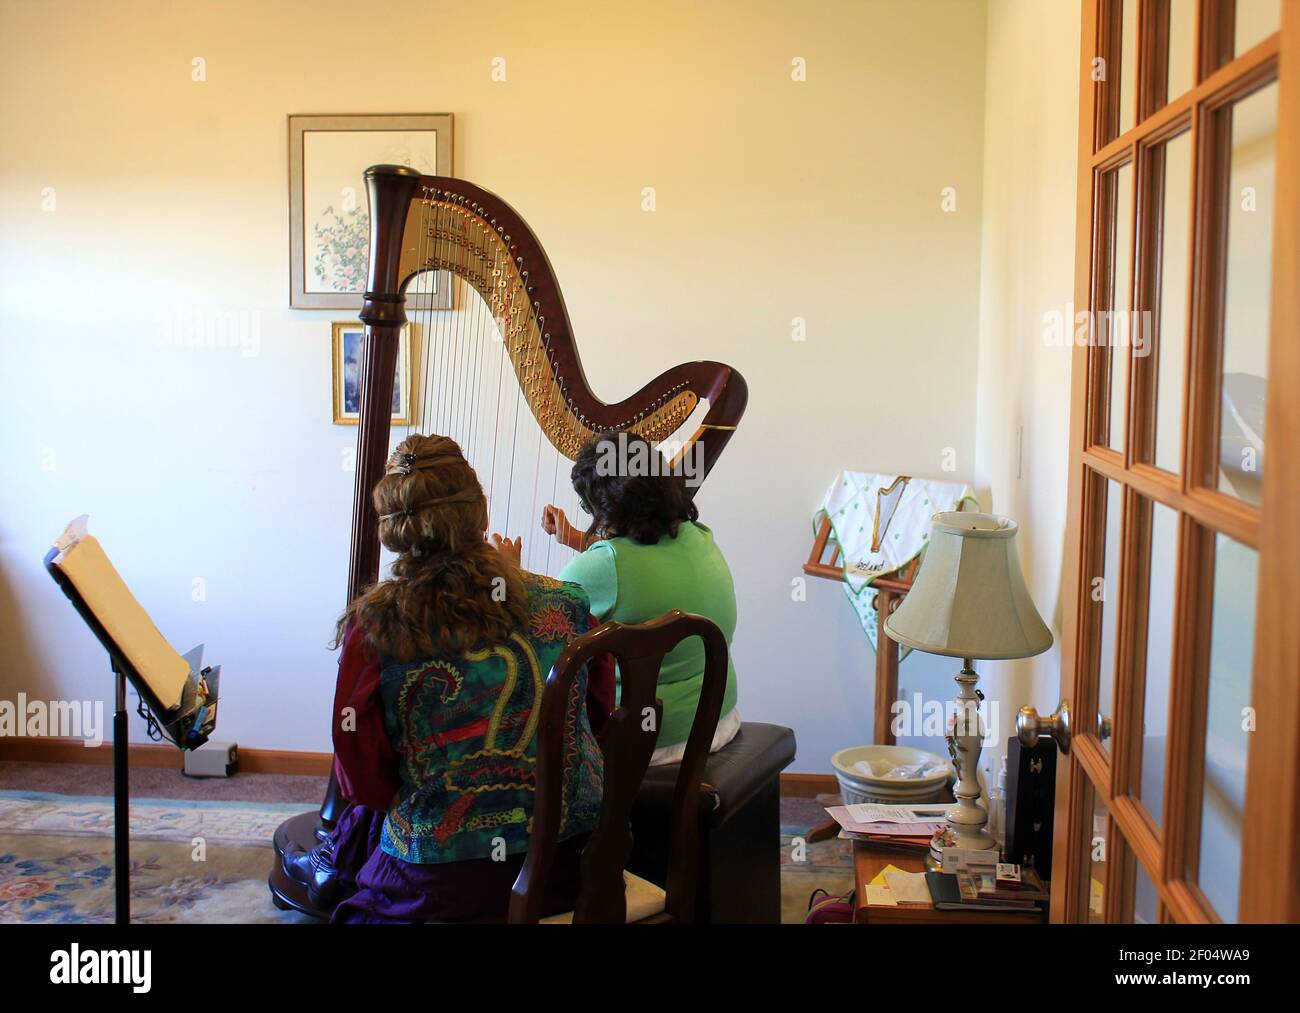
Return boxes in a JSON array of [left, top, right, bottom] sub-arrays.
[[1017, 699, 1072, 755]]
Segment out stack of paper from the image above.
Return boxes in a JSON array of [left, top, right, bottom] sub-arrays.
[[824, 802, 954, 852]]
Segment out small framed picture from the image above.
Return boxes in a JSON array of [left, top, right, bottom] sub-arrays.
[[289, 113, 453, 309], [331, 321, 414, 426]]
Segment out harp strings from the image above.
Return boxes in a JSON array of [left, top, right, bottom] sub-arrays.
[[410, 193, 583, 577], [406, 193, 702, 577]]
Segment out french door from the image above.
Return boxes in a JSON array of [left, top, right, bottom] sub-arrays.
[[1056, 0, 1300, 922]]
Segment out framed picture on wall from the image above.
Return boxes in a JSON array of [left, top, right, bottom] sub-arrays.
[[289, 113, 453, 309], [331, 321, 414, 426]]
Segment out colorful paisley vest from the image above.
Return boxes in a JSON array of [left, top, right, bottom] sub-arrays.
[[378, 575, 604, 864]]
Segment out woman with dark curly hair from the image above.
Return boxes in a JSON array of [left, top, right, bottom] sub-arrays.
[[542, 430, 741, 765], [281, 433, 605, 923]]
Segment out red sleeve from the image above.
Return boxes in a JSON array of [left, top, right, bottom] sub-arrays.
[[584, 613, 616, 741], [331, 623, 400, 811]]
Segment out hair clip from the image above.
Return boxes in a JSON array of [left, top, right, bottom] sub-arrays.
[[387, 451, 420, 477]]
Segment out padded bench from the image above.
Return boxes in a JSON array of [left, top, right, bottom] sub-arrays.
[[626, 721, 797, 924]]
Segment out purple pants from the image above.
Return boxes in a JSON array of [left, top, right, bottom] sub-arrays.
[[329, 804, 586, 924]]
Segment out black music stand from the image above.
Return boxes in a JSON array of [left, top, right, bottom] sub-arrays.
[[44, 545, 217, 926]]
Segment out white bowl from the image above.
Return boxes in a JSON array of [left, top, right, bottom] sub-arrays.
[[831, 744, 952, 787], [836, 780, 947, 806], [835, 781, 944, 799]]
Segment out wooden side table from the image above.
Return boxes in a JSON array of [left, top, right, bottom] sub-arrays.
[[853, 840, 1045, 924]]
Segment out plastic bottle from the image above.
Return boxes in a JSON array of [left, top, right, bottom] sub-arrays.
[[987, 754, 1008, 859]]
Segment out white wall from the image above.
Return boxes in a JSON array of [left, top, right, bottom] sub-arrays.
[[970, 0, 1082, 780], [0, 0, 989, 765]]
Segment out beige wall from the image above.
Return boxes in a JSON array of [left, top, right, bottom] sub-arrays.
[[971, 0, 1082, 777], [0, 0, 990, 762]]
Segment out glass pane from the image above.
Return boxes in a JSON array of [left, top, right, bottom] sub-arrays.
[[1196, 533, 1258, 923], [1119, 0, 1138, 134], [1167, 0, 1196, 99], [1095, 477, 1123, 750], [1135, 855, 1159, 924], [1089, 793, 1110, 922], [1235, 0, 1281, 58], [1153, 131, 1191, 473], [1138, 501, 1178, 827], [1216, 82, 1276, 505], [1107, 162, 1134, 451]]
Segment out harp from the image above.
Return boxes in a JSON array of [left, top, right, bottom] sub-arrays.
[[345, 165, 747, 593], [269, 164, 746, 911]]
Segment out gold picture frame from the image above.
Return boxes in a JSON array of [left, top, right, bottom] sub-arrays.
[[331, 321, 414, 426]]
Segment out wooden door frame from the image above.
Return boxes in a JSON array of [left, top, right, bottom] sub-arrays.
[[1055, 0, 1300, 923], [1240, 0, 1300, 924]]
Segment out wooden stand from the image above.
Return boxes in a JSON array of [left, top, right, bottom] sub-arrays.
[[803, 514, 919, 746]]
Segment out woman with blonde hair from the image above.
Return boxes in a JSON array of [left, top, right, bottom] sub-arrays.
[[281, 433, 605, 923]]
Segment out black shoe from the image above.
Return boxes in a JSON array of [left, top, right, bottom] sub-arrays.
[[282, 841, 341, 912]]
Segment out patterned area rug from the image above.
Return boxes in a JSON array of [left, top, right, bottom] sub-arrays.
[[0, 789, 849, 924], [0, 791, 313, 924], [779, 795, 854, 924]]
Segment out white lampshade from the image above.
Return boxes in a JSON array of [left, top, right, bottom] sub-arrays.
[[884, 512, 1052, 661]]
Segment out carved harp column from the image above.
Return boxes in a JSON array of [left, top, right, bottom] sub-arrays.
[[348, 166, 422, 601]]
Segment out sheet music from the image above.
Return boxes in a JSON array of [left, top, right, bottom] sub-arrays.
[[53, 525, 189, 711]]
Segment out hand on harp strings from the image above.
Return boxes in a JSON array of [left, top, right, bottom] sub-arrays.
[[542, 505, 587, 553], [489, 533, 523, 566]]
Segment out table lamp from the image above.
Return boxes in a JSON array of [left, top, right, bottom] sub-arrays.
[[884, 512, 1052, 856]]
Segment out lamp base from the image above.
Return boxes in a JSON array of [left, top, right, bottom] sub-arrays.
[[944, 659, 995, 853], [929, 823, 997, 872], [948, 826, 996, 851]]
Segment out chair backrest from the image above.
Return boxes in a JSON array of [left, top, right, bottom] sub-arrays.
[[508, 609, 728, 924]]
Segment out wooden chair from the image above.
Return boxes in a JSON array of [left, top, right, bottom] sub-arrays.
[[508, 610, 728, 924]]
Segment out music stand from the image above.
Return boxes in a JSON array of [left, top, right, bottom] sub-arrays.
[[43, 522, 219, 926]]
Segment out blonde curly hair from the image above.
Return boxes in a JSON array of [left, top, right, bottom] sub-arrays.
[[336, 433, 527, 661]]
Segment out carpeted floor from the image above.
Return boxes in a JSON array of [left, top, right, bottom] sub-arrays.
[[0, 760, 328, 804], [0, 789, 319, 923], [0, 761, 851, 924], [779, 794, 855, 923]]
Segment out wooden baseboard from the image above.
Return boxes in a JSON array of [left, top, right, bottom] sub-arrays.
[[2, 738, 835, 793], [228, 749, 332, 776], [779, 772, 840, 798], [0, 737, 333, 777]]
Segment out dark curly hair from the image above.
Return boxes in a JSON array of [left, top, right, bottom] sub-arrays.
[[571, 430, 699, 546]]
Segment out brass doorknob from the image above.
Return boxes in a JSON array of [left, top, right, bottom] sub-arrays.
[[1017, 700, 1072, 754]]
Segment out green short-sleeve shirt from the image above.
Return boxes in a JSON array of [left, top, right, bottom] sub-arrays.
[[558, 521, 739, 749]]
